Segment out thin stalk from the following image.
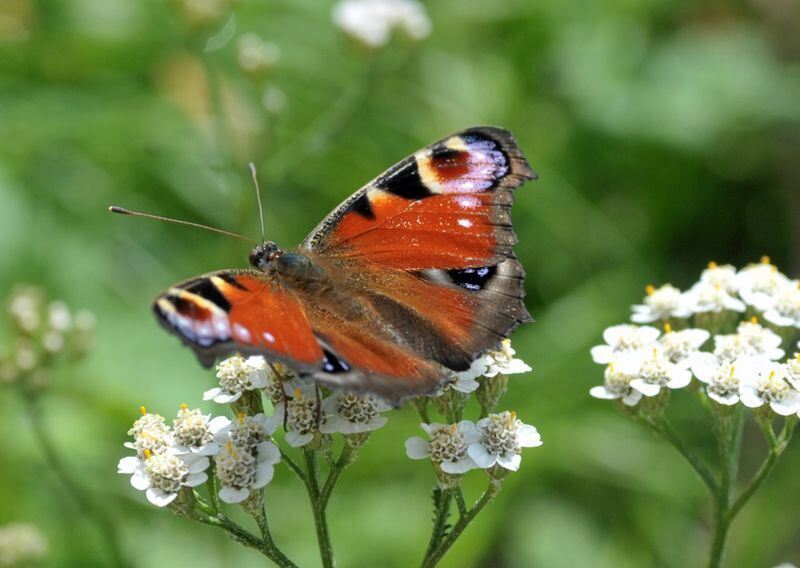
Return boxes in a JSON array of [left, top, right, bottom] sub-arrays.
[[421, 481, 502, 568], [423, 488, 452, 561], [23, 394, 127, 567], [303, 448, 334, 568], [320, 443, 354, 509], [647, 415, 719, 494]]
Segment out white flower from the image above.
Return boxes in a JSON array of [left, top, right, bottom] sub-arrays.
[[236, 33, 280, 75], [262, 362, 303, 406], [47, 301, 72, 332], [0, 523, 48, 566], [739, 361, 800, 416], [214, 440, 281, 504], [684, 281, 746, 314], [589, 358, 643, 406], [690, 353, 750, 405], [786, 353, 800, 390], [405, 421, 479, 474], [331, 0, 431, 48], [713, 321, 785, 362], [118, 450, 209, 507], [631, 284, 691, 323], [319, 392, 391, 435], [699, 261, 738, 293], [124, 409, 172, 459], [734, 258, 790, 310], [266, 385, 319, 447], [464, 339, 532, 379], [629, 348, 692, 396], [204, 355, 269, 404], [590, 324, 660, 364], [171, 405, 228, 456], [445, 368, 481, 393], [468, 411, 541, 472], [762, 281, 800, 329], [213, 413, 275, 455], [657, 326, 710, 364]]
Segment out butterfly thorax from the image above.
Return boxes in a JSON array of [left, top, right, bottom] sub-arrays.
[[250, 244, 334, 297]]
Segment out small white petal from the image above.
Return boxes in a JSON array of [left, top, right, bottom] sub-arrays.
[[630, 379, 661, 397], [667, 369, 692, 389], [739, 388, 764, 408], [185, 472, 208, 487], [256, 441, 282, 465], [496, 452, 522, 471], [441, 457, 476, 474], [285, 431, 314, 448], [690, 352, 718, 384], [219, 486, 250, 504], [405, 437, 430, 459], [707, 390, 739, 405], [622, 390, 642, 406], [589, 386, 621, 400], [253, 463, 275, 488], [145, 488, 178, 507], [117, 456, 139, 474], [590, 345, 613, 364], [517, 425, 543, 447], [467, 444, 496, 469], [130, 471, 151, 491]]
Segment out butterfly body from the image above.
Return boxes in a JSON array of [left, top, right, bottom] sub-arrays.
[[153, 127, 536, 403]]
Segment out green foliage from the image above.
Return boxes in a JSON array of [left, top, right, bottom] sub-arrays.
[[0, 0, 798, 566]]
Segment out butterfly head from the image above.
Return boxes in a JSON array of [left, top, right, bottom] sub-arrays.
[[249, 241, 282, 271]]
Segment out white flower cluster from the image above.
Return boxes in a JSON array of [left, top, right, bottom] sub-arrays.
[[590, 259, 800, 416], [331, 0, 431, 48], [631, 259, 800, 327], [204, 355, 393, 446], [449, 339, 532, 393], [405, 411, 542, 474], [1, 285, 94, 386], [0, 522, 48, 567], [118, 403, 285, 506]]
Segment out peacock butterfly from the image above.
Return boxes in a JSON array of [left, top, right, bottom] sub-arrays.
[[124, 127, 536, 403]]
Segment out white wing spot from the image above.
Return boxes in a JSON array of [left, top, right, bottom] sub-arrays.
[[458, 218, 473, 228], [263, 331, 276, 343]]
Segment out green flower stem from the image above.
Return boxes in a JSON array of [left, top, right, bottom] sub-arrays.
[[708, 407, 744, 568], [302, 447, 335, 568], [280, 449, 307, 483], [645, 415, 719, 494], [453, 488, 468, 517], [423, 487, 452, 561], [726, 416, 796, 522], [23, 393, 127, 567], [319, 442, 355, 509], [192, 491, 298, 568], [421, 480, 502, 568]]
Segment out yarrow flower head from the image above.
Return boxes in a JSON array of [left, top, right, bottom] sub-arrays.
[[690, 353, 750, 405], [468, 411, 542, 472], [739, 360, 800, 416], [657, 325, 710, 364], [214, 439, 281, 504], [0, 522, 48, 566], [699, 261, 738, 293], [204, 355, 269, 404], [118, 449, 210, 507], [319, 392, 391, 435], [171, 404, 228, 456], [713, 320, 785, 362], [124, 408, 172, 459], [332, 0, 431, 48], [405, 421, 479, 474], [629, 347, 692, 397], [685, 280, 746, 314], [591, 324, 660, 364], [466, 339, 532, 379], [786, 353, 800, 390], [214, 413, 274, 455], [267, 385, 320, 447], [734, 257, 790, 311], [589, 359, 643, 406], [762, 281, 800, 329], [631, 284, 691, 323]]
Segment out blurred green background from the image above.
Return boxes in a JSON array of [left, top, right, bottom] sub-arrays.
[[1, 0, 799, 566]]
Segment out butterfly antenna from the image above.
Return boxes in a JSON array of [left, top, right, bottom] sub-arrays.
[[248, 162, 266, 243], [108, 206, 256, 244]]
